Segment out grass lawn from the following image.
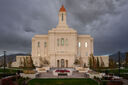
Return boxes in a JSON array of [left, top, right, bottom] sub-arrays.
[[28, 78, 98, 85]]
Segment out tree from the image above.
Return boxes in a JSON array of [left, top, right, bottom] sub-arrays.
[[93, 56, 97, 68], [109, 59, 116, 68], [125, 52, 128, 67], [8, 61, 12, 68], [88, 54, 95, 69], [96, 57, 100, 68], [84, 63, 86, 68], [23, 56, 35, 68], [23, 57, 26, 67], [26, 56, 34, 68], [0, 59, 4, 67], [40, 57, 49, 67], [43, 58, 49, 65], [88, 56, 93, 68], [100, 57, 105, 67], [74, 58, 80, 66], [79, 57, 83, 67]]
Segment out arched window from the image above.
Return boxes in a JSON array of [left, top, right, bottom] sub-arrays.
[[61, 59, 64, 67], [85, 42, 88, 48], [78, 42, 81, 48], [62, 13, 64, 21], [61, 38, 64, 46], [66, 60, 68, 67]]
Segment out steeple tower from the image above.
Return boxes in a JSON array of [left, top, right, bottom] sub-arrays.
[[57, 5, 68, 28]]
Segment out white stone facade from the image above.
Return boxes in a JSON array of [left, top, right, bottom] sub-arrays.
[[31, 5, 94, 68]]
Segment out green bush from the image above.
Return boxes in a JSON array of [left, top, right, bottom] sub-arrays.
[[17, 77, 26, 85], [100, 80, 108, 85]]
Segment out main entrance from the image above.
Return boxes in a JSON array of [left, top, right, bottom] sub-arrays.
[[57, 59, 68, 68], [61, 59, 64, 67]]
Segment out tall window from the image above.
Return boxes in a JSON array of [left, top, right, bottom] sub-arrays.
[[62, 13, 64, 21], [85, 42, 88, 48], [38, 42, 40, 47], [61, 59, 64, 67], [57, 39, 59, 46], [44, 42, 47, 48], [78, 42, 81, 48], [57, 60, 60, 67], [61, 38, 64, 46]]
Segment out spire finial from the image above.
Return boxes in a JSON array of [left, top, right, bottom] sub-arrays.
[[59, 5, 66, 12]]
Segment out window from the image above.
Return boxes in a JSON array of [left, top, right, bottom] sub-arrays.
[[61, 38, 64, 46], [44, 42, 47, 48], [85, 42, 88, 48], [78, 42, 81, 47], [62, 13, 64, 21], [38, 42, 40, 47], [57, 39, 59, 46]]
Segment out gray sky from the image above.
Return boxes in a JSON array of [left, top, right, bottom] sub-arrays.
[[0, 0, 128, 56]]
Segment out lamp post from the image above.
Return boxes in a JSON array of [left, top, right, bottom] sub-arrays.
[[118, 51, 121, 77], [3, 51, 6, 76]]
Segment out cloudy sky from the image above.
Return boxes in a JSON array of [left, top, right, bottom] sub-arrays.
[[0, 0, 128, 56]]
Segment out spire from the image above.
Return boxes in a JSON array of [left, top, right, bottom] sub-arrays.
[[59, 5, 66, 12], [57, 5, 68, 28]]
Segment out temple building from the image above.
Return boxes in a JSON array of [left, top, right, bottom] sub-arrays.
[[11, 5, 109, 68], [32, 5, 93, 68]]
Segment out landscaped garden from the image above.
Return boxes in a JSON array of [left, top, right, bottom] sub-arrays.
[[94, 68, 128, 79], [95, 68, 128, 74], [28, 78, 98, 85]]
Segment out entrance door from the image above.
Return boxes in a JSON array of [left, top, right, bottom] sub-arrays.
[[66, 60, 68, 67], [61, 59, 64, 67], [57, 60, 60, 68]]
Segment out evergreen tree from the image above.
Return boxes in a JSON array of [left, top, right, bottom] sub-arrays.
[[88, 56, 92, 68], [109, 59, 116, 68], [100, 57, 105, 67], [89, 54, 94, 69], [74, 58, 80, 65], [96, 57, 100, 68]]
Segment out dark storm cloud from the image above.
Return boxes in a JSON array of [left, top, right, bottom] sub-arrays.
[[63, 0, 128, 55], [0, 0, 128, 55]]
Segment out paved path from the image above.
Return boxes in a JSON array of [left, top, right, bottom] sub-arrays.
[[37, 72, 87, 78], [0, 79, 1, 85], [121, 79, 128, 85]]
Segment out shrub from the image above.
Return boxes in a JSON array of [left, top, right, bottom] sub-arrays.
[[23, 70, 35, 74], [17, 77, 26, 85]]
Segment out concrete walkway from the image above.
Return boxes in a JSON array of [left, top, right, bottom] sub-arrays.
[[121, 79, 128, 85], [37, 71, 87, 78], [0, 79, 1, 85]]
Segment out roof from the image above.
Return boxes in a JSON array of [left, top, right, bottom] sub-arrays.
[[59, 5, 66, 12]]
